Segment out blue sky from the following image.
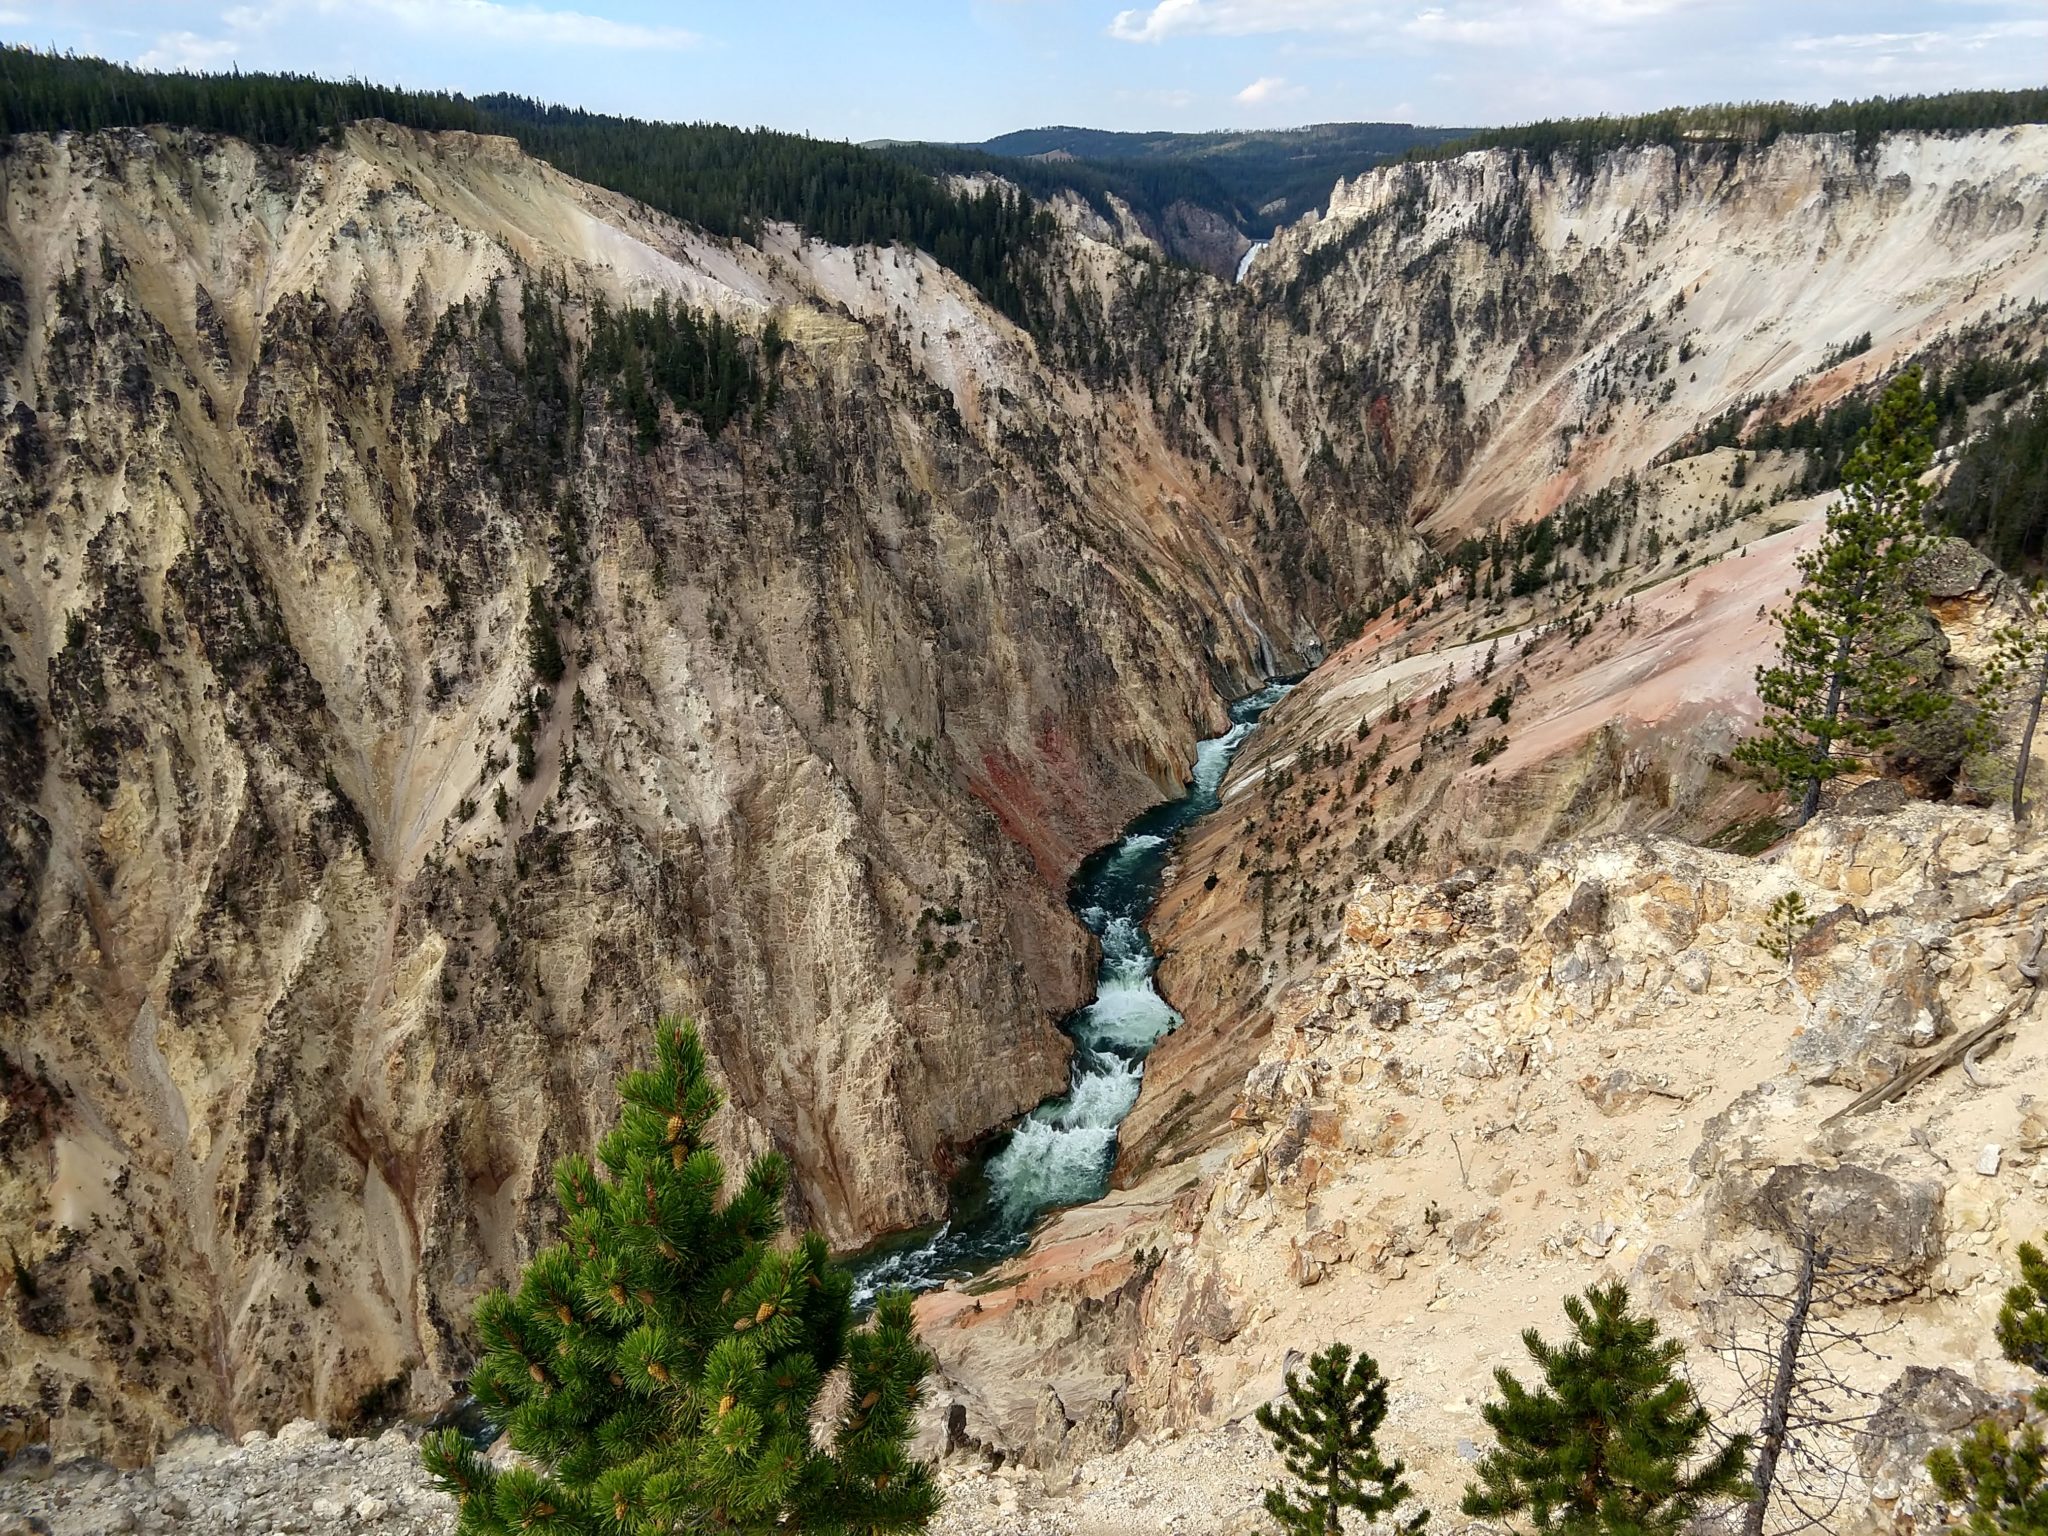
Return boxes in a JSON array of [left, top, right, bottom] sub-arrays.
[[11, 1, 2045, 142]]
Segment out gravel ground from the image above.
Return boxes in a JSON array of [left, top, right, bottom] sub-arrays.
[[0, 1422, 451, 1536], [1, 1418, 1283, 1536]]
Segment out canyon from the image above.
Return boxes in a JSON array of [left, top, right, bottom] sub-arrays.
[[3, 105, 2048, 1536], [0, 120, 1313, 1456]]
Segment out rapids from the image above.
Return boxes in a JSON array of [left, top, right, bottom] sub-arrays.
[[849, 681, 1290, 1304]]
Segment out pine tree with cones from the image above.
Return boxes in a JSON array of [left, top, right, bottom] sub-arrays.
[[1256, 1343, 1426, 1535], [420, 1018, 938, 1535], [1462, 1283, 1750, 1535]]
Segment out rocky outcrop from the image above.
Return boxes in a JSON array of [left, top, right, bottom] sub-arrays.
[[1857, 1366, 2005, 1502], [0, 1420, 448, 1536], [0, 124, 1315, 1457], [1711, 1163, 1947, 1288], [0, 1414, 1288, 1536], [1129, 116, 2048, 1185], [921, 804, 2048, 1530]]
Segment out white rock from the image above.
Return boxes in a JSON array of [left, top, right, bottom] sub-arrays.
[[1980, 1144, 2003, 1176]]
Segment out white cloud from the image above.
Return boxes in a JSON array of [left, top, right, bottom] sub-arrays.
[[1787, 18, 2048, 54], [1236, 74, 1307, 103], [340, 0, 697, 49], [1779, 17, 2048, 85], [145, 0, 698, 69], [1110, 0, 1380, 43], [1110, 0, 1706, 44], [138, 31, 251, 69]]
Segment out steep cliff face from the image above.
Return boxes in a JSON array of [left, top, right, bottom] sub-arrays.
[[923, 801, 2048, 1532], [1245, 126, 2048, 541], [0, 123, 1310, 1456], [1021, 127, 2048, 638], [1120, 126, 2048, 1182], [913, 126, 2048, 1522], [7, 113, 2046, 1479]]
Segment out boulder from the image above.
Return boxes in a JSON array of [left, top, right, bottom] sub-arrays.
[[1856, 1365, 2001, 1495], [1543, 880, 1608, 945], [1030, 1377, 1126, 1465], [1792, 934, 1948, 1089], [1450, 1206, 1503, 1260], [1908, 538, 1998, 602], [1715, 1163, 1944, 1289], [1581, 1068, 1683, 1116], [1367, 997, 1409, 1031], [1835, 778, 1909, 818]]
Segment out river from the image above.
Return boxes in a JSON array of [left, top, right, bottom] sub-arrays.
[[849, 680, 1291, 1304]]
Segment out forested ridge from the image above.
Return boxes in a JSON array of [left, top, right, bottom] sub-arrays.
[[9, 45, 2048, 496], [1411, 87, 2048, 166], [0, 47, 1059, 335], [881, 139, 1256, 239], [901, 121, 1469, 237]]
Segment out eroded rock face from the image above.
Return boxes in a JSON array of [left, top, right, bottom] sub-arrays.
[[1857, 1366, 2002, 1499], [922, 804, 2048, 1528], [1129, 126, 2048, 1172], [1713, 1163, 1946, 1289], [0, 125, 1316, 1457], [1792, 936, 1951, 1089]]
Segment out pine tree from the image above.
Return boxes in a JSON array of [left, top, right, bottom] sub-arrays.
[[1256, 1344, 1427, 1535], [1930, 1239, 2048, 1533], [526, 586, 566, 686], [420, 1018, 939, 1536], [1736, 369, 1951, 827], [1462, 1283, 1750, 1535]]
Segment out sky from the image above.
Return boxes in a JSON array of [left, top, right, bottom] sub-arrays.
[[9, 1, 2045, 143]]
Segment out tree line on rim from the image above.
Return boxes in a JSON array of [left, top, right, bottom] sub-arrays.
[[1406, 88, 2048, 169], [8, 49, 2048, 359], [0, 48, 1059, 339]]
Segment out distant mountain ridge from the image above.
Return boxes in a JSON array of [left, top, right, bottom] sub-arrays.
[[881, 120, 1468, 275]]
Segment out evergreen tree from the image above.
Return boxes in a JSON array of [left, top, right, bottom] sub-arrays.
[[1736, 369, 1950, 826], [1941, 395, 2048, 572], [420, 1018, 938, 1536], [1256, 1343, 1427, 1536], [526, 586, 566, 686], [1462, 1283, 1750, 1535], [1930, 1240, 2048, 1533]]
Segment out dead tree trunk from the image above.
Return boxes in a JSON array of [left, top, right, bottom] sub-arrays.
[[1743, 1232, 1818, 1536], [2015, 641, 2048, 824]]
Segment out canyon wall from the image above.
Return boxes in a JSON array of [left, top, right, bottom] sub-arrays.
[[1241, 125, 2048, 541], [926, 798, 2048, 1530], [918, 126, 2048, 1533], [0, 123, 1309, 1456], [1122, 125, 2048, 1181], [6, 115, 2047, 1492]]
